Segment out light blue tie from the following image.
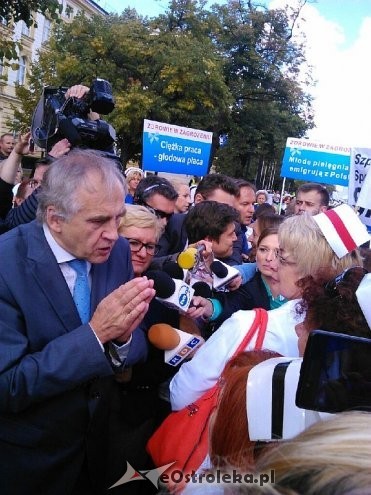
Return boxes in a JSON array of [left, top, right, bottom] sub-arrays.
[[68, 259, 91, 324]]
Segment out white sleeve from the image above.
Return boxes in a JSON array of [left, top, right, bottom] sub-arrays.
[[169, 310, 256, 410]]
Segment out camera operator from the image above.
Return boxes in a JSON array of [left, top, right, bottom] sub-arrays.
[[2, 84, 112, 233]]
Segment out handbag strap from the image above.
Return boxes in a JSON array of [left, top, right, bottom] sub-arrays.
[[232, 308, 268, 357], [194, 309, 268, 402]]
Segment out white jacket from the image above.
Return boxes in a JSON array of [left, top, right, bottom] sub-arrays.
[[170, 300, 302, 411]]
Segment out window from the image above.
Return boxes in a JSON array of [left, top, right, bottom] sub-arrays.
[[65, 4, 74, 19], [17, 56, 26, 85], [21, 21, 29, 36], [42, 19, 51, 42]]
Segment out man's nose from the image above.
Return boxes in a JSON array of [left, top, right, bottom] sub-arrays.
[[103, 222, 119, 241]]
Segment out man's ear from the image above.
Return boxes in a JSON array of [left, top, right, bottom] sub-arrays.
[[46, 206, 64, 233], [194, 193, 203, 204], [320, 205, 328, 213]]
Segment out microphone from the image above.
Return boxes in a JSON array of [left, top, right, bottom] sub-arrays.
[[148, 323, 204, 366], [210, 259, 240, 291], [146, 270, 195, 311], [192, 281, 213, 298], [163, 261, 186, 281], [210, 260, 228, 278], [177, 245, 205, 270]]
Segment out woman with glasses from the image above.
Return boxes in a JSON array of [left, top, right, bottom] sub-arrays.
[[202, 266, 370, 477], [170, 206, 366, 411], [112, 205, 201, 491], [118, 204, 162, 277]]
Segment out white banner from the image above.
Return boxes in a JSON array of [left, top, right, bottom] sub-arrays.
[[348, 148, 371, 229]]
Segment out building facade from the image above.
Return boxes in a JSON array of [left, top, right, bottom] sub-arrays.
[[0, 0, 108, 137]]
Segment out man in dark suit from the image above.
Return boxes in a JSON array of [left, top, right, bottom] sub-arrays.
[[0, 150, 155, 495]]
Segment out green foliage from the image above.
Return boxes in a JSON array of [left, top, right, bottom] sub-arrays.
[[12, 0, 314, 182], [0, 1, 62, 61]]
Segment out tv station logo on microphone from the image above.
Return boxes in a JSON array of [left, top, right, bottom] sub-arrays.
[[168, 336, 202, 366], [178, 284, 192, 308]]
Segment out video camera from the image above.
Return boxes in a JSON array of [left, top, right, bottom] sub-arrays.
[[31, 78, 116, 153]]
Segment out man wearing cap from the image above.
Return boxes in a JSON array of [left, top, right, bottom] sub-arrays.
[[294, 182, 329, 215]]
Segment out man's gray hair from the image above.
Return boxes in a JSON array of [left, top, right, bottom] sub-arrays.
[[36, 149, 126, 223]]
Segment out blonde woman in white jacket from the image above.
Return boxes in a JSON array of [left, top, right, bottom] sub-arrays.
[[170, 207, 365, 410]]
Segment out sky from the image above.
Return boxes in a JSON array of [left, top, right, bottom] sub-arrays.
[[95, 0, 371, 148]]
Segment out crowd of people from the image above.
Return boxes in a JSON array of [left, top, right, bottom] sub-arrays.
[[1, 88, 371, 495]]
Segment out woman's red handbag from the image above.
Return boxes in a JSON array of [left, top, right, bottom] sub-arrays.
[[146, 308, 268, 492]]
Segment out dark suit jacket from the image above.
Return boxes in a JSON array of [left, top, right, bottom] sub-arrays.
[[0, 221, 147, 495]]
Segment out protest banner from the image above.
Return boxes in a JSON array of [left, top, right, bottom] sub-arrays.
[[142, 119, 212, 176], [280, 137, 351, 187], [348, 147, 371, 230]]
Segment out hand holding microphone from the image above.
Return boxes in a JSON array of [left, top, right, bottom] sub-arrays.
[[210, 259, 240, 291], [177, 241, 212, 269]]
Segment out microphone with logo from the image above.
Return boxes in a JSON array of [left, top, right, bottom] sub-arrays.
[[146, 270, 194, 312], [148, 323, 204, 366], [210, 260, 240, 291]]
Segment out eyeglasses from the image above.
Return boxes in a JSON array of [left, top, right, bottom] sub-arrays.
[[126, 238, 159, 255], [324, 266, 367, 297], [143, 203, 173, 221], [276, 251, 297, 266]]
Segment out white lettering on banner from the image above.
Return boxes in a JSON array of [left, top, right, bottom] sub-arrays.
[[160, 141, 183, 152], [288, 166, 348, 181], [158, 153, 186, 163], [288, 156, 349, 172]]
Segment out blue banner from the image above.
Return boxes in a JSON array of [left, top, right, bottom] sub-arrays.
[[280, 138, 351, 186], [142, 119, 212, 175]]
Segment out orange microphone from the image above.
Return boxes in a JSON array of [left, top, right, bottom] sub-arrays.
[[148, 323, 204, 366]]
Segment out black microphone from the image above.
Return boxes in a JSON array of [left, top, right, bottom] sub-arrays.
[[146, 270, 194, 311], [192, 281, 212, 298], [210, 260, 229, 278], [210, 259, 240, 291], [163, 261, 185, 281], [146, 270, 175, 298], [58, 116, 82, 146]]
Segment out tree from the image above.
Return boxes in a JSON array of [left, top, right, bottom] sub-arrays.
[[12, 0, 314, 175], [14, 8, 232, 164], [0, 1, 62, 61], [208, 0, 314, 184]]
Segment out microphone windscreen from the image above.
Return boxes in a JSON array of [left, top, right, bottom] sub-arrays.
[[148, 324, 180, 350], [146, 270, 176, 299], [210, 260, 229, 278], [178, 247, 197, 269], [58, 117, 82, 146], [192, 281, 212, 298], [163, 261, 184, 280]]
